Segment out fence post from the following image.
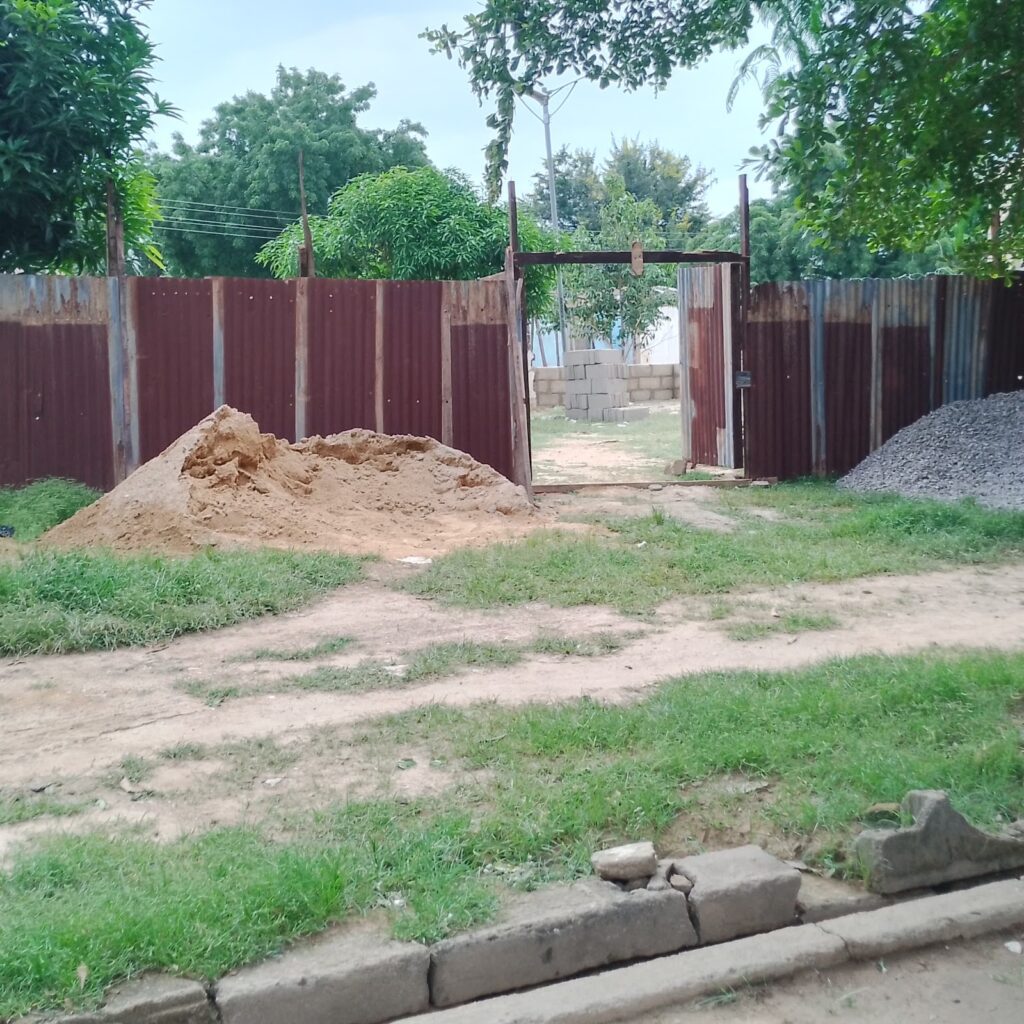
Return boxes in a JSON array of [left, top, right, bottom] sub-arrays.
[[211, 278, 226, 408], [504, 249, 533, 496], [440, 283, 454, 447], [294, 277, 309, 440], [374, 281, 385, 433], [105, 275, 139, 483]]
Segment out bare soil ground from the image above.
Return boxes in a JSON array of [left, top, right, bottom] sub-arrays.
[[3, 539, 1022, 860], [635, 932, 1024, 1023]]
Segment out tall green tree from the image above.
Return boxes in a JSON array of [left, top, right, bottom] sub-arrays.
[[0, 0, 171, 273], [257, 166, 557, 315], [696, 195, 952, 284], [564, 178, 672, 355], [528, 139, 711, 238], [150, 67, 430, 278], [426, 1, 1024, 275]]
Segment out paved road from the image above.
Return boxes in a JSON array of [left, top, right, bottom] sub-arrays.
[[631, 933, 1024, 1024]]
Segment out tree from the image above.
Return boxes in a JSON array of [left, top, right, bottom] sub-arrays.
[[0, 0, 171, 273], [426, 1, 1024, 274], [527, 139, 711, 238], [696, 195, 953, 284], [563, 178, 673, 356], [257, 166, 557, 315], [150, 67, 430, 277]]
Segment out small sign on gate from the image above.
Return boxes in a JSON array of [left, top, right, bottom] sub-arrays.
[[734, 370, 752, 389]]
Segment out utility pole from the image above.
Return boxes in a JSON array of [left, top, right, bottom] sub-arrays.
[[527, 87, 570, 363]]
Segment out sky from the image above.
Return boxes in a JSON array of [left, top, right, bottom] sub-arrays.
[[141, 0, 774, 216]]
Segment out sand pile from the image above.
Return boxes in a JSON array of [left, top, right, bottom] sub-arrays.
[[44, 407, 541, 557]]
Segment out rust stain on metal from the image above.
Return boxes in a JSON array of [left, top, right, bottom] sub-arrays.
[[132, 278, 214, 463], [305, 279, 377, 437]]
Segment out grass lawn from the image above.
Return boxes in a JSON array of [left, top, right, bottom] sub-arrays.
[[2, 648, 1021, 1017], [408, 481, 1024, 613], [0, 480, 363, 656]]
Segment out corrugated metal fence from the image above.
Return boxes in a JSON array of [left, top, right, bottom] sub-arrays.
[[0, 274, 520, 490], [679, 269, 1024, 479]]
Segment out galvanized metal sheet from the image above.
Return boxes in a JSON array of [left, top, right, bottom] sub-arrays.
[[306, 279, 377, 437], [132, 278, 214, 462], [744, 282, 813, 480], [879, 278, 934, 443], [451, 323, 514, 480], [221, 278, 297, 440], [988, 278, 1024, 394], [381, 280, 444, 439], [23, 323, 114, 489], [0, 322, 28, 487]]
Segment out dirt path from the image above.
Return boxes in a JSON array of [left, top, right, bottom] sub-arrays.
[[2, 561, 1022, 856], [634, 932, 1024, 1023]]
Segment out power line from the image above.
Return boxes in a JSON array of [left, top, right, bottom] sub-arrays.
[[155, 224, 282, 241], [156, 197, 300, 218], [158, 203, 296, 228], [158, 215, 282, 236]]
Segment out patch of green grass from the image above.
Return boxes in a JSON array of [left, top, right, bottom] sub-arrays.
[[1, 649, 1021, 1017], [241, 635, 355, 662], [178, 681, 244, 707], [0, 549, 363, 656], [114, 757, 152, 786], [289, 635, 630, 695], [158, 743, 209, 761], [727, 612, 839, 642], [0, 795, 86, 826], [407, 484, 1024, 613], [0, 479, 100, 542]]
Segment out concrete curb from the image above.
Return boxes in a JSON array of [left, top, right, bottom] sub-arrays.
[[393, 878, 1024, 1024]]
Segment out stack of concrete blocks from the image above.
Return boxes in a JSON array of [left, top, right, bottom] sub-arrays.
[[533, 367, 566, 409], [628, 363, 681, 402], [565, 349, 650, 423]]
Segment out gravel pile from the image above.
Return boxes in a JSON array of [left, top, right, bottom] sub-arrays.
[[838, 390, 1024, 510]]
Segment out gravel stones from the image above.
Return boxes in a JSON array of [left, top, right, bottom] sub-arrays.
[[838, 390, 1024, 510], [591, 842, 657, 882]]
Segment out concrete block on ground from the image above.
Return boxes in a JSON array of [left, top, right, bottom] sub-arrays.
[[585, 394, 617, 414], [637, 376, 662, 390], [818, 878, 1024, 959], [566, 409, 588, 421], [630, 388, 652, 402], [32, 976, 214, 1024], [603, 406, 650, 423], [568, 364, 588, 380], [564, 378, 594, 396], [677, 845, 801, 944], [592, 841, 657, 881], [428, 879, 695, 1008], [796, 873, 890, 924], [397, 925, 846, 1024], [652, 388, 675, 401], [855, 790, 1024, 894], [566, 394, 589, 410], [214, 929, 429, 1024], [628, 364, 648, 378]]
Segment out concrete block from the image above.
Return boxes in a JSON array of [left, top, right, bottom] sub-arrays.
[[214, 930, 430, 1024], [628, 364, 648, 378], [428, 880, 695, 1008], [855, 790, 1024, 894], [568, 364, 588, 380], [585, 394, 616, 414], [818, 878, 1024, 959], [563, 349, 594, 366], [677, 845, 801, 944], [588, 349, 625, 365], [34, 976, 215, 1024], [630, 388, 652, 403], [585, 363, 627, 381], [566, 394, 588, 410], [564, 378, 594, 396], [652, 388, 675, 401], [591, 842, 657, 881], [399, 926, 846, 1024], [603, 406, 650, 423], [566, 409, 588, 421], [795, 873, 889, 924], [637, 376, 661, 390]]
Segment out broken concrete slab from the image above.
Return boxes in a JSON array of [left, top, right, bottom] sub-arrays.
[[214, 929, 429, 1024], [428, 879, 695, 1008], [397, 925, 847, 1024], [855, 790, 1024, 894], [676, 844, 801, 944], [18, 976, 214, 1024], [818, 878, 1024, 958], [590, 841, 656, 882], [795, 873, 890, 924]]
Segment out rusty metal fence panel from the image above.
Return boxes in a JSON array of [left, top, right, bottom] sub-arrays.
[[1, 273, 521, 492], [681, 273, 1022, 480]]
